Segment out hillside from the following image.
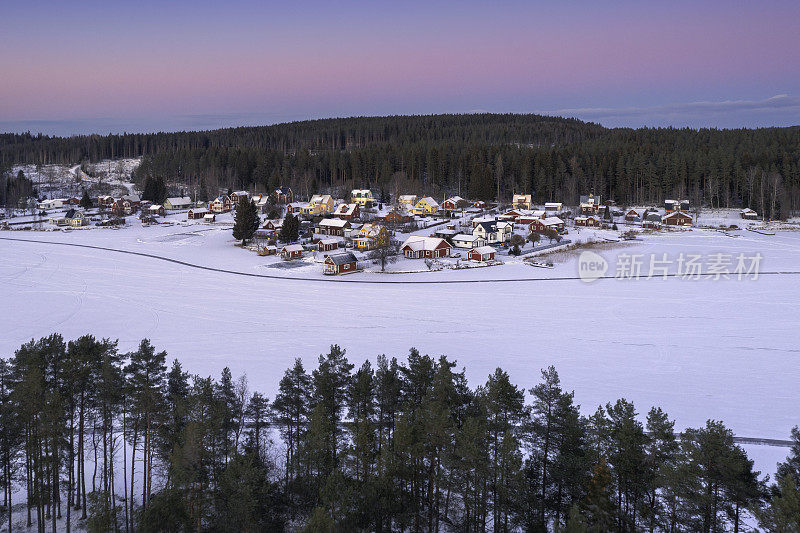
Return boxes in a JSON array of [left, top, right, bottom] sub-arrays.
[[2, 114, 799, 216]]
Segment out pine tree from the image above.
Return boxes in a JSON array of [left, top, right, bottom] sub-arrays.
[[232, 198, 259, 245], [279, 213, 300, 243], [79, 189, 92, 209]]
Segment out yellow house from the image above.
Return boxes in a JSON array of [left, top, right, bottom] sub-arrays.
[[355, 223, 389, 250], [398, 194, 417, 208], [351, 189, 374, 206], [412, 196, 440, 216], [309, 194, 334, 215], [513, 194, 532, 210]]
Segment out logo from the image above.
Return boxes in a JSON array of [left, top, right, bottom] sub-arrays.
[[578, 250, 608, 282]]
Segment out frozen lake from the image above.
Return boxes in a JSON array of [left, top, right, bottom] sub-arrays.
[[1, 224, 798, 477]]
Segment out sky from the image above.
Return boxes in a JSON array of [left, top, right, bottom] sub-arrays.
[[1, 0, 799, 136]]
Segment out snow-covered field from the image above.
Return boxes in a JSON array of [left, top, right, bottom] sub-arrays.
[[1, 216, 799, 478]]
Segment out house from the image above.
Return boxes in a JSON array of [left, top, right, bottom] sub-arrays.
[[122, 194, 141, 206], [473, 220, 513, 244], [309, 194, 335, 215], [209, 195, 232, 213], [498, 210, 524, 222], [281, 244, 304, 260], [188, 208, 210, 219], [574, 215, 601, 227], [442, 196, 467, 213], [230, 191, 250, 204], [97, 195, 115, 208], [318, 239, 339, 252], [664, 200, 690, 213], [740, 208, 758, 220], [260, 219, 282, 238], [512, 194, 532, 210], [382, 208, 413, 225], [286, 202, 308, 215], [529, 217, 565, 234], [333, 203, 360, 220], [351, 189, 374, 206], [400, 236, 452, 259], [148, 205, 165, 217], [642, 220, 661, 229], [354, 223, 389, 250], [273, 187, 293, 204], [111, 198, 136, 216], [252, 195, 270, 214], [662, 211, 692, 226], [452, 233, 487, 249], [544, 202, 563, 213], [516, 211, 546, 225], [412, 197, 440, 216], [164, 196, 192, 210], [203, 213, 216, 223], [50, 209, 88, 227], [580, 195, 601, 214], [473, 200, 487, 209], [625, 209, 641, 222], [468, 246, 496, 262], [318, 218, 350, 237], [432, 228, 458, 241], [37, 198, 64, 210], [67, 197, 81, 205], [472, 216, 495, 228], [324, 252, 358, 275], [398, 195, 418, 207]]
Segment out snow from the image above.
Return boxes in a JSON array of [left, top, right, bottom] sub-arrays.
[[1, 210, 799, 479]]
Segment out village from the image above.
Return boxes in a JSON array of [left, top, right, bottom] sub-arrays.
[[0, 182, 773, 277]]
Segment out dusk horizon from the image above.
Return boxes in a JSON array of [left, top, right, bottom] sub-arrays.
[[3, 0, 799, 136]]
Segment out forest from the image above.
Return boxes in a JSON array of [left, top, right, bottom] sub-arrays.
[[1, 334, 798, 532], [2, 114, 799, 219]]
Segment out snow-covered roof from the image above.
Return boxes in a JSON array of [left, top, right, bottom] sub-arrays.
[[541, 217, 563, 225], [417, 196, 439, 208], [326, 252, 357, 265], [334, 203, 358, 216], [282, 244, 304, 252], [472, 246, 495, 255], [166, 196, 191, 205], [444, 196, 465, 204], [148, 205, 163, 211], [453, 233, 480, 242], [401, 236, 449, 251], [399, 194, 417, 201], [662, 211, 691, 220], [189, 207, 210, 214], [544, 202, 563, 209], [320, 218, 349, 228], [310, 194, 332, 204], [319, 238, 338, 245]]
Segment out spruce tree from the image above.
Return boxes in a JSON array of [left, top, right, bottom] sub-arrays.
[[79, 189, 92, 209], [232, 198, 259, 245]]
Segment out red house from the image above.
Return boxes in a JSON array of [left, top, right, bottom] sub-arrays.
[[324, 252, 358, 275], [333, 203, 360, 220], [574, 215, 601, 227], [400, 236, 452, 259], [529, 217, 565, 234], [468, 246, 496, 262], [317, 239, 339, 252]]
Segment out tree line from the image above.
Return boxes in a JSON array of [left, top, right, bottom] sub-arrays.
[[2, 115, 799, 218], [0, 335, 798, 532]]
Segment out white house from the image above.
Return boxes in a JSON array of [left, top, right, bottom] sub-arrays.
[[451, 234, 487, 249], [473, 220, 512, 244]]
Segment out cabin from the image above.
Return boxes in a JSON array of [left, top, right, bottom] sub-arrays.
[[318, 218, 350, 237], [400, 236, 452, 259], [398, 195, 418, 207], [203, 213, 216, 223], [412, 197, 440, 216], [740, 208, 758, 220], [38, 198, 65, 210], [473, 221, 512, 244], [317, 239, 339, 252], [529, 217, 565, 234], [164, 196, 192, 210], [188, 208, 210, 220], [516, 211, 546, 225], [452, 233, 486, 249], [642, 220, 661, 229], [309, 194, 335, 215], [97, 195, 115, 208], [512, 194, 532, 210], [273, 187, 293, 204], [544, 202, 563, 213], [324, 252, 358, 275], [281, 244, 304, 260], [383, 209, 412, 224], [574, 215, 601, 227], [148, 205, 165, 217], [111, 198, 136, 216], [50, 208, 88, 227], [662, 211, 692, 226], [468, 246, 496, 262], [351, 189, 374, 206], [333, 203, 360, 220], [209, 195, 232, 213], [473, 200, 487, 209], [625, 209, 641, 222]]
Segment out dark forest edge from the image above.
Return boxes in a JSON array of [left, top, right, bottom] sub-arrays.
[[1, 335, 798, 532], [2, 113, 799, 218]]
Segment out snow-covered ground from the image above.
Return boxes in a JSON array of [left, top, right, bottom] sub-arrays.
[[1, 212, 799, 479]]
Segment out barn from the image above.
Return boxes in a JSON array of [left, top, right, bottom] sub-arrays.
[[468, 246, 496, 262], [324, 252, 358, 275], [740, 208, 758, 220]]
